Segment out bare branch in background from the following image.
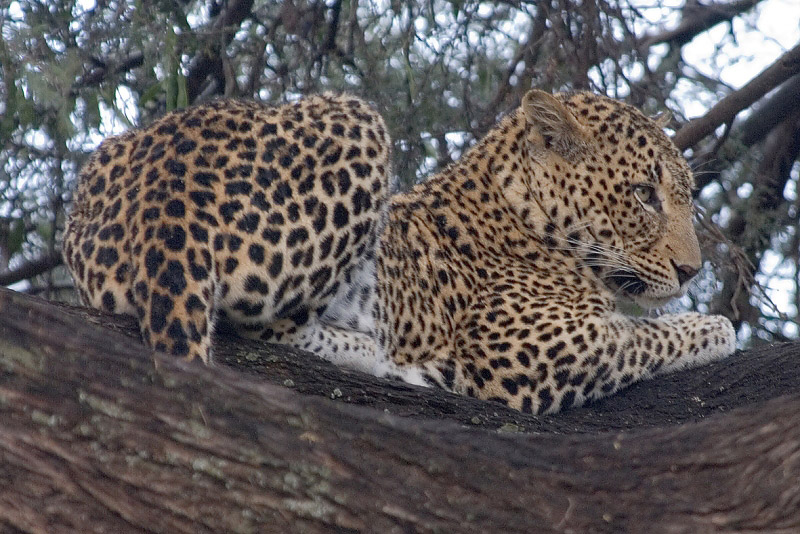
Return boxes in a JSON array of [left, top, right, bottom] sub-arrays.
[[740, 74, 800, 146], [481, 10, 548, 128], [673, 42, 800, 150], [639, 0, 763, 48], [689, 75, 800, 192], [71, 52, 144, 95], [185, 0, 255, 102], [0, 253, 63, 286]]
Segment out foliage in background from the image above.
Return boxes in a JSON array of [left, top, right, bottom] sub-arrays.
[[1, 0, 799, 344]]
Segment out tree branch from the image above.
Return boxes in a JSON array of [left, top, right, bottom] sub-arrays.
[[322, 0, 342, 52], [0, 252, 62, 286], [711, 110, 800, 326], [71, 52, 145, 95], [740, 73, 800, 146], [673, 41, 800, 150], [485, 11, 547, 119], [185, 0, 255, 103], [639, 0, 763, 49], [689, 73, 800, 192], [2, 288, 800, 532]]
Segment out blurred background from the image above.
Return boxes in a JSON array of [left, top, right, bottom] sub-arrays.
[[1, 0, 798, 345]]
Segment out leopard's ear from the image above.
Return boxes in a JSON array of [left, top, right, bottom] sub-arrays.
[[651, 110, 672, 128], [522, 89, 589, 160]]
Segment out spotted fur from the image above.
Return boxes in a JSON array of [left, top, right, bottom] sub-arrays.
[[63, 94, 390, 367], [63, 89, 736, 414], [374, 90, 736, 413]]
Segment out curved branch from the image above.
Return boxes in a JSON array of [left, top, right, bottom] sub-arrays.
[[673, 41, 800, 150], [639, 0, 763, 49], [690, 74, 800, 191], [0, 252, 62, 286], [740, 73, 800, 146], [2, 288, 800, 532]]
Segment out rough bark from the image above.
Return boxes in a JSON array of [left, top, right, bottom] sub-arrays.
[[2, 287, 800, 533]]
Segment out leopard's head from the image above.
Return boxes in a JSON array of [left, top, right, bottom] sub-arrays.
[[521, 89, 701, 307]]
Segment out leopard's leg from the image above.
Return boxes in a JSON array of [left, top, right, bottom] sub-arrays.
[[274, 316, 442, 387], [237, 310, 387, 376], [129, 214, 218, 363], [238, 259, 412, 377], [258, 256, 392, 375], [62, 200, 135, 316], [408, 293, 736, 414], [646, 312, 737, 373], [575, 312, 736, 405]]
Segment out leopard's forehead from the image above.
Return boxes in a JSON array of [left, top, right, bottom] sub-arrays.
[[557, 91, 694, 201]]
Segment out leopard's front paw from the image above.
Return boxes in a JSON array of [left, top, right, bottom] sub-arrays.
[[660, 312, 736, 373], [699, 313, 737, 360]]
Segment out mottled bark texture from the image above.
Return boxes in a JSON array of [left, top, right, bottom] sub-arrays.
[[1, 287, 800, 533]]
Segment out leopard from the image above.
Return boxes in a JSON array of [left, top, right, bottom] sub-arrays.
[[63, 93, 392, 368], [63, 88, 736, 414], [373, 89, 737, 413]]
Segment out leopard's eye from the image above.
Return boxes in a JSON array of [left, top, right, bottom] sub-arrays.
[[633, 184, 660, 209]]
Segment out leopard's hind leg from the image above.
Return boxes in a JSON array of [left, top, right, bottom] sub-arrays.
[[128, 198, 218, 363]]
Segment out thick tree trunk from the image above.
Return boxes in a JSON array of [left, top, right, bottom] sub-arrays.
[[1, 287, 800, 533]]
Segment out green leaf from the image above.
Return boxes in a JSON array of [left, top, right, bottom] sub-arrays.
[[139, 83, 162, 109], [403, 55, 417, 101], [176, 71, 188, 109], [0, 90, 17, 140], [83, 92, 102, 129], [165, 74, 177, 112], [56, 100, 76, 139], [423, 138, 437, 158], [165, 26, 178, 111], [7, 220, 26, 257], [17, 89, 36, 128], [36, 221, 53, 243]]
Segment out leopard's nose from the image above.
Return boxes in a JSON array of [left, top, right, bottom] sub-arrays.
[[672, 260, 699, 286]]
